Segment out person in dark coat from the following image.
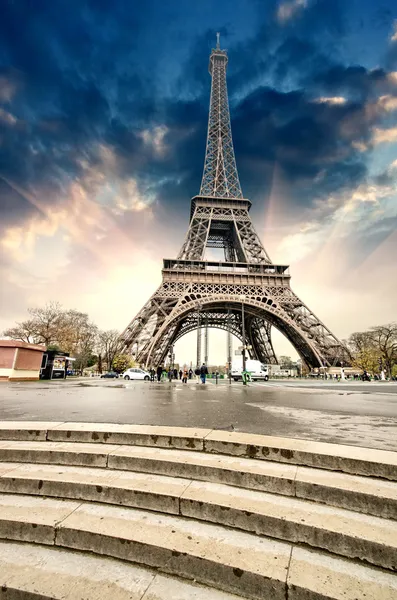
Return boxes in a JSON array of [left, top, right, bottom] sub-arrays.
[[173, 368, 178, 380], [156, 365, 163, 382], [200, 363, 208, 384], [179, 369, 183, 380]]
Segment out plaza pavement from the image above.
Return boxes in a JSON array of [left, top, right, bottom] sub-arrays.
[[0, 378, 396, 452]]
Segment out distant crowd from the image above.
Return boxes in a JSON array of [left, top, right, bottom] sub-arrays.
[[150, 364, 209, 384]]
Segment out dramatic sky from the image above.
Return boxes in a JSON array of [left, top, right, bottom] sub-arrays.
[[1, 0, 396, 363]]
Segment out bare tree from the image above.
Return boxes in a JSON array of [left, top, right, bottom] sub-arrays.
[[3, 303, 98, 369], [3, 302, 64, 346], [346, 331, 379, 373], [98, 330, 123, 371], [3, 319, 37, 343], [368, 323, 397, 376]]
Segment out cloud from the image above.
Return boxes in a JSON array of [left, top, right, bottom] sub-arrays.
[[277, 0, 308, 24], [377, 94, 397, 112], [391, 20, 397, 42], [313, 96, 346, 105], [0, 107, 17, 125], [278, 172, 397, 270], [372, 126, 397, 145]]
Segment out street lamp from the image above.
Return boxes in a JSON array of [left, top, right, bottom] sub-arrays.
[[196, 302, 202, 367], [240, 295, 248, 384]]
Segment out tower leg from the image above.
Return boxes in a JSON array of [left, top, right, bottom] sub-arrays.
[[249, 319, 278, 365]]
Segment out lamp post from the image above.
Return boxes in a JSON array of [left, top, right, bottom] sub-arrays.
[[196, 302, 202, 367], [227, 307, 232, 385], [240, 295, 247, 384]]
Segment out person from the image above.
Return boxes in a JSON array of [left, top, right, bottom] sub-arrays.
[[200, 363, 208, 384], [149, 368, 155, 382], [179, 369, 183, 380], [156, 365, 163, 382], [188, 368, 193, 379], [168, 368, 173, 382], [173, 368, 178, 381], [182, 367, 188, 384]]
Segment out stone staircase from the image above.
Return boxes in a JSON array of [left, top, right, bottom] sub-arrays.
[[0, 421, 396, 599]]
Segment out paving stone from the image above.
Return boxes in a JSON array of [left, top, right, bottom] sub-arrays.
[[287, 546, 397, 600]]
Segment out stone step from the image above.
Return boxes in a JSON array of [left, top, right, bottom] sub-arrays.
[[1, 421, 396, 479], [0, 495, 396, 600], [0, 441, 396, 519], [0, 465, 396, 569], [0, 493, 291, 600], [0, 540, 247, 600]]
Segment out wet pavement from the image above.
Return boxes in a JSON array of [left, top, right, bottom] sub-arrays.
[[0, 378, 396, 451]]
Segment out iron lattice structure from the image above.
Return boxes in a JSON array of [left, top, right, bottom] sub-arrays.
[[200, 34, 243, 199], [121, 36, 351, 370]]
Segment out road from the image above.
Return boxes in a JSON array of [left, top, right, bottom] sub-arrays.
[[0, 378, 396, 451]]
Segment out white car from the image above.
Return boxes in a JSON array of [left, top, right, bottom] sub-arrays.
[[122, 368, 150, 381]]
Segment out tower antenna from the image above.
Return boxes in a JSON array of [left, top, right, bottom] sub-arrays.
[[216, 32, 220, 49]]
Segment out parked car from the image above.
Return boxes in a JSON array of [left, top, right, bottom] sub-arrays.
[[122, 367, 150, 381], [100, 371, 119, 379]]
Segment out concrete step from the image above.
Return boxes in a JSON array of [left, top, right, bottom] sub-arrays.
[[0, 540, 247, 600], [0, 494, 396, 600], [0, 441, 396, 519], [1, 421, 396, 479], [0, 465, 396, 570], [0, 492, 291, 600]]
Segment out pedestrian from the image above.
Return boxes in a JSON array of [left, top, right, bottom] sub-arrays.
[[188, 368, 193, 379], [156, 365, 163, 382], [173, 367, 178, 380], [200, 363, 208, 384], [168, 368, 173, 382], [182, 367, 188, 384], [150, 368, 155, 382], [179, 369, 183, 380]]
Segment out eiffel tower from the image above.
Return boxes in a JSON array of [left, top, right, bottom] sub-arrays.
[[121, 34, 350, 370]]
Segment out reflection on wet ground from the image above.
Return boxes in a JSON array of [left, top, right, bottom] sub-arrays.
[[0, 379, 396, 451]]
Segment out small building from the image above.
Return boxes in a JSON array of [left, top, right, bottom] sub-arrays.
[[40, 350, 75, 380], [267, 364, 298, 377], [0, 341, 45, 381]]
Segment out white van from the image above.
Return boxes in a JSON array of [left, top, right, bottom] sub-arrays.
[[231, 359, 269, 381]]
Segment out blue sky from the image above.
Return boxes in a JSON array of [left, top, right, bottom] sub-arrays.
[[0, 0, 396, 361]]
